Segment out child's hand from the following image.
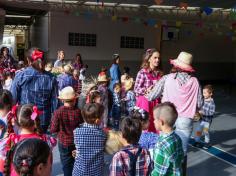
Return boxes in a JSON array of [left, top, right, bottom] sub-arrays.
[[72, 150, 77, 158]]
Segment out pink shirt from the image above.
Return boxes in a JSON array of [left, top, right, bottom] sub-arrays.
[[162, 73, 200, 118]]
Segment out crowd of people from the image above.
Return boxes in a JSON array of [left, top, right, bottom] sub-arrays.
[[0, 46, 215, 176]]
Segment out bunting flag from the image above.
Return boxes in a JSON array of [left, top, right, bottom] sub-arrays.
[[179, 2, 188, 10], [75, 11, 80, 16], [154, 24, 158, 28], [154, 0, 163, 5], [64, 9, 70, 15], [122, 17, 129, 22], [111, 15, 117, 21], [196, 21, 203, 28], [147, 19, 156, 26], [232, 22, 236, 29], [134, 17, 141, 24], [203, 7, 213, 15]]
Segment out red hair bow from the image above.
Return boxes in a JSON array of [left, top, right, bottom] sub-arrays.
[[31, 50, 43, 61], [31, 106, 43, 120], [11, 104, 19, 118]]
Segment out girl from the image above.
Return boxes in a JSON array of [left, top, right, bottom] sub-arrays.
[[13, 138, 52, 176], [131, 107, 158, 157], [3, 104, 56, 176], [88, 90, 102, 104], [134, 48, 163, 133], [73, 69, 82, 96], [72, 53, 83, 70], [3, 70, 14, 91]]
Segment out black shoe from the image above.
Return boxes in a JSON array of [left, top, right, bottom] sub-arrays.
[[193, 142, 202, 148], [203, 143, 211, 150]]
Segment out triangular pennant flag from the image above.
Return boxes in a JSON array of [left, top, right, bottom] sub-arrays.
[[203, 7, 213, 15], [147, 19, 156, 26], [179, 2, 188, 10], [134, 18, 141, 24], [122, 17, 129, 22], [154, 0, 163, 5], [111, 15, 117, 21], [176, 21, 182, 27]]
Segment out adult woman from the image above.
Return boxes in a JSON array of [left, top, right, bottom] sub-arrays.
[[10, 48, 58, 133], [13, 138, 52, 176], [72, 53, 83, 70], [147, 51, 203, 175], [0, 47, 16, 69], [134, 48, 162, 133], [109, 54, 121, 92]]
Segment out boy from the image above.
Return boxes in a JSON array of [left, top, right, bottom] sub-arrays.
[[194, 85, 215, 149], [50, 86, 83, 176], [152, 102, 184, 176], [73, 103, 106, 176], [109, 117, 153, 176]]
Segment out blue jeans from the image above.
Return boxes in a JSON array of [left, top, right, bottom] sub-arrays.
[[58, 143, 75, 176], [111, 105, 121, 130]]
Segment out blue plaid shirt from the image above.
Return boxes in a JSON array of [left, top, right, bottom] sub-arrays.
[[201, 98, 215, 122], [10, 67, 58, 125], [57, 73, 77, 91], [125, 90, 136, 113], [73, 123, 106, 176]]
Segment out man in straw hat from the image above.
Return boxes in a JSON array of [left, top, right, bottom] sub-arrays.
[[51, 86, 83, 176], [146, 51, 203, 175]]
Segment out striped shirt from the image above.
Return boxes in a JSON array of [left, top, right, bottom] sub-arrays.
[[152, 132, 184, 176], [10, 67, 58, 125], [73, 123, 106, 176]]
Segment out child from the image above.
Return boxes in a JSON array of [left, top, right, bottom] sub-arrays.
[[123, 79, 136, 115], [85, 84, 98, 104], [97, 73, 109, 128], [3, 104, 56, 176], [152, 102, 184, 176], [73, 69, 82, 95], [111, 83, 122, 130], [88, 90, 102, 104], [109, 117, 153, 176], [13, 138, 52, 176], [194, 85, 215, 149], [2, 70, 13, 91], [50, 86, 83, 176], [73, 103, 106, 176], [45, 62, 53, 72], [131, 107, 158, 156]]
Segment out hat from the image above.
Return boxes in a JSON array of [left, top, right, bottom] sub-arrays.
[[58, 86, 79, 100], [124, 78, 134, 91], [63, 64, 73, 74], [105, 130, 124, 155], [98, 74, 109, 82], [170, 52, 195, 72]]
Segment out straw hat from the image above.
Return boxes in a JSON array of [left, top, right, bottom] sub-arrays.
[[58, 86, 79, 100], [98, 74, 109, 82], [105, 130, 124, 155], [124, 78, 134, 91], [63, 64, 73, 74], [170, 52, 195, 72]]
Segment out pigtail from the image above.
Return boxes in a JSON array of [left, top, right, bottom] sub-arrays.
[[34, 118, 43, 135], [4, 145, 15, 176]]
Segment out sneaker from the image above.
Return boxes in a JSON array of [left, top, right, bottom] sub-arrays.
[[203, 143, 211, 150]]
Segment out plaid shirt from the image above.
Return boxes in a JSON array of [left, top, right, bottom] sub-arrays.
[[73, 123, 106, 176], [201, 98, 215, 122], [152, 132, 184, 176], [10, 67, 58, 125], [139, 131, 159, 150], [147, 72, 203, 109], [113, 92, 121, 107], [57, 73, 77, 91], [109, 144, 153, 176], [125, 90, 136, 113], [134, 69, 161, 96], [50, 106, 83, 146]]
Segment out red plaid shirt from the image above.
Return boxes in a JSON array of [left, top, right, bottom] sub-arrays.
[[50, 106, 83, 146]]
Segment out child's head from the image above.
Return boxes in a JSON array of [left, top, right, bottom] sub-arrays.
[[73, 69, 80, 79], [82, 103, 104, 125], [89, 90, 101, 104], [0, 89, 13, 112], [120, 117, 142, 145], [203, 84, 213, 99], [45, 62, 53, 72], [13, 138, 52, 176], [153, 102, 178, 131], [123, 67, 130, 75], [113, 83, 121, 93], [58, 86, 78, 106], [16, 104, 43, 134], [131, 107, 149, 130]]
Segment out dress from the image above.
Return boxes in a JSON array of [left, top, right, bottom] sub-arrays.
[[134, 69, 161, 132]]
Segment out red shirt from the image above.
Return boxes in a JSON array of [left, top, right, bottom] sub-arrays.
[[50, 106, 83, 146]]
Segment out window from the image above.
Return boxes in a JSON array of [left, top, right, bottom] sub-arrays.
[[120, 36, 144, 49], [68, 33, 96, 46]]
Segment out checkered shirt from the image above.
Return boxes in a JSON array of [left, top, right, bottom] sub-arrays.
[[125, 90, 136, 112], [50, 106, 83, 146], [10, 67, 58, 125], [57, 73, 77, 91], [109, 144, 153, 176], [134, 69, 161, 96], [152, 132, 184, 176], [73, 123, 106, 176], [113, 92, 121, 107], [201, 98, 215, 122], [139, 131, 159, 150], [147, 72, 203, 109]]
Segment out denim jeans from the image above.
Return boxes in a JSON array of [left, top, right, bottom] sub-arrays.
[[111, 105, 121, 130], [58, 143, 75, 176], [175, 117, 193, 156]]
